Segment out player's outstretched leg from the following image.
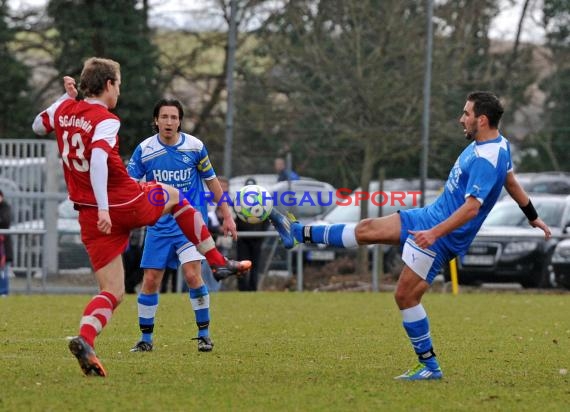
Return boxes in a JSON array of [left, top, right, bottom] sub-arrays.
[[268, 209, 359, 250], [171, 199, 251, 279], [68, 336, 107, 377]]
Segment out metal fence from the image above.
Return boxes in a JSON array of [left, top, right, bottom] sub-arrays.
[[0, 139, 92, 291]]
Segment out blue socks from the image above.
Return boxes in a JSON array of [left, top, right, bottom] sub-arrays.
[[303, 223, 358, 247], [401, 304, 440, 370], [189, 285, 210, 338], [137, 285, 211, 343], [137, 293, 159, 343]]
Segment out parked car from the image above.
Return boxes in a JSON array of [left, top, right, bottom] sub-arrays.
[[500, 172, 570, 198], [551, 238, 570, 289], [455, 194, 570, 288], [229, 174, 317, 196], [269, 179, 337, 220], [229, 174, 286, 196]]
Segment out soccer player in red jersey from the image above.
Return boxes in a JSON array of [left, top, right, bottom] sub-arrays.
[[32, 57, 251, 377]]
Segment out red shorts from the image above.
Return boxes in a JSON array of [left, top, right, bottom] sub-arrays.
[[78, 182, 164, 271]]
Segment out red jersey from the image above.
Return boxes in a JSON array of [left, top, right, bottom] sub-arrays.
[[38, 97, 142, 207]]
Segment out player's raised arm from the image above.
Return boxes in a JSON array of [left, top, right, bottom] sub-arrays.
[[63, 76, 78, 99], [32, 76, 77, 136], [409, 196, 481, 249]]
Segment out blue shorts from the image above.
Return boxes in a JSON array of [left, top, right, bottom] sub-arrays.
[[141, 231, 204, 270], [398, 208, 455, 284]]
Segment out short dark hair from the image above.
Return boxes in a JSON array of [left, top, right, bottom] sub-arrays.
[[467, 91, 504, 128], [153, 98, 184, 132]]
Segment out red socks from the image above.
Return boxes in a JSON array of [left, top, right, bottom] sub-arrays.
[[172, 200, 226, 266], [79, 291, 117, 347]]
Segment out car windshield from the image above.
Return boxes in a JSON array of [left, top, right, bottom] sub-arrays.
[[483, 198, 566, 228]]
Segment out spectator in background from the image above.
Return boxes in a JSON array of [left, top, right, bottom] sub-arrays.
[[274, 157, 299, 182], [236, 178, 270, 291], [0, 190, 13, 296]]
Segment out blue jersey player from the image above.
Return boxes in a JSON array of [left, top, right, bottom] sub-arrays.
[[269, 91, 552, 380], [127, 99, 244, 353]]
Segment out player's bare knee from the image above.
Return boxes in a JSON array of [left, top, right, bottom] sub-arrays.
[[394, 293, 418, 310], [184, 274, 201, 289], [142, 272, 162, 292], [394, 281, 415, 308], [183, 264, 203, 289], [394, 289, 406, 308]]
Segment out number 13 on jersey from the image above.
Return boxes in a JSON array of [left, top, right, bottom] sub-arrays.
[[61, 130, 89, 172]]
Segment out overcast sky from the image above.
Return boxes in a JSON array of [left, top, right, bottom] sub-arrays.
[[7, 0, 546, 43]]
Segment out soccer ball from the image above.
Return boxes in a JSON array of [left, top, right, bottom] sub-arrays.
[[233, 184, 273, 224]]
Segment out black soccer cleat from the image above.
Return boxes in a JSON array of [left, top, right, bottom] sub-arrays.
[[193, 336, 214, 352], [130, 340, 153, 352], [68, 336, 107, 377], [211, 258, 252, 281]]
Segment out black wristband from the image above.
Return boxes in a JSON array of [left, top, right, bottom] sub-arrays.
[[520, 199, 538, 221]]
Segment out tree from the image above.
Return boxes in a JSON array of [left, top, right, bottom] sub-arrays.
[[523, 0, 570, 171], [0, 0, 34, 138], [150, 0, 281, 172], [46, 0, 161, 154]]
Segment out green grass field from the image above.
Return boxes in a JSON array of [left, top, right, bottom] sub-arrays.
[[1, 292, 569, 411]]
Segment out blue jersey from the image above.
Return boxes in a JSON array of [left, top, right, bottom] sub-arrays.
[[127, 133, 216, 237], [423, 135, 512, 255]]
